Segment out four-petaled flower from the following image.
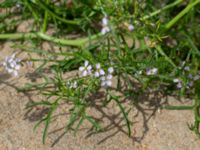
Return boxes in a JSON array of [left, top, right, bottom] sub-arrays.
[[79, 61, 92, 77], [101, 74, 113, 88], [94, 63, 105, 77]]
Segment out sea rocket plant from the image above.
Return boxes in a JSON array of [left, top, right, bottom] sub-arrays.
[[2, 53, 21, 76], [2, 0, 200, 143]]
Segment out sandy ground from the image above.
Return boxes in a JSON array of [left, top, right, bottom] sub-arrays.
[[1, 42, 200, 150]]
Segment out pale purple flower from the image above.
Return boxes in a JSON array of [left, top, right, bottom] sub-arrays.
[[3, 53, 21, 76], [188, 81, 194, 87], [173, 78, 181, 83], [184, 66, 190, 71], [94, 63, 105, 77], [101, 16, 111, 35], [102, 16, 108, 26], [96, 63, 101, 69], [100, 67, 114, 88], [173, 78, 183, 89], [128, 24, 134, 31], [79, 61, 92, 77], [101, 26, 111, 35], [194, 75, 199, 81], [146, 68, 158, 75], [108, 67, 114, 74], [187, 74, 193, 79], [101, 74, 113, 87], [176, 82, 182, 89]]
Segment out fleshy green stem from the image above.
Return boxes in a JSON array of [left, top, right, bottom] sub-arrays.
[[0, 32, 100, 47], [165, 0, 200, 31]]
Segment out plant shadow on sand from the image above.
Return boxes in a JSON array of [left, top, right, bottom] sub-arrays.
[[0, 72, 192, 147], [23, 86, 177, 147], [84, 89, 168, 144]]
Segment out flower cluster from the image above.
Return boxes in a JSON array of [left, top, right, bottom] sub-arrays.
[[100, 67, 114, 88], [79, 61, 114, 88], [173, 63, 200, 89], [173, 78, 183, 89], [2, 53, 21, 76], [101, 16, 111, 35]]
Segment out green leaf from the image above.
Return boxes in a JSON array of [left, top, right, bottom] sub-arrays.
[[109, 93, 131, 137], [85, 115, 101, 131], [42, 98, 60, 144]]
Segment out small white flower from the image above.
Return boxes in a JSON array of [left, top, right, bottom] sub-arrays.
[[94, 72, 100, 77], [184, 66, 190, 71], [2, 53, 21, 77], [96, 63, 101, 69], [99, 69, 105, 75], [107, 74, 112, 80], [79, 61, 92, 77], [194, 75, 199, 81], [100, 76, 105, 81], [146, 68, 158, 75], [101, 16, 111, 35], [128, 24, 134, 31], [16, 3, 22, 9], [101, 74, 113, 88], [188, 81, 194, 87], [108, 67, 114, 74], [101, 80, 112, 87], [173, 78, 183, 89], [102, 16, 108, 26], [187, 74, 193, 79], [176, 82, 182, 89], [94, 63, 105, 77], [173, 78, 180, 83], [99, 65, 114, 88], [101, 26, 111, 35]]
